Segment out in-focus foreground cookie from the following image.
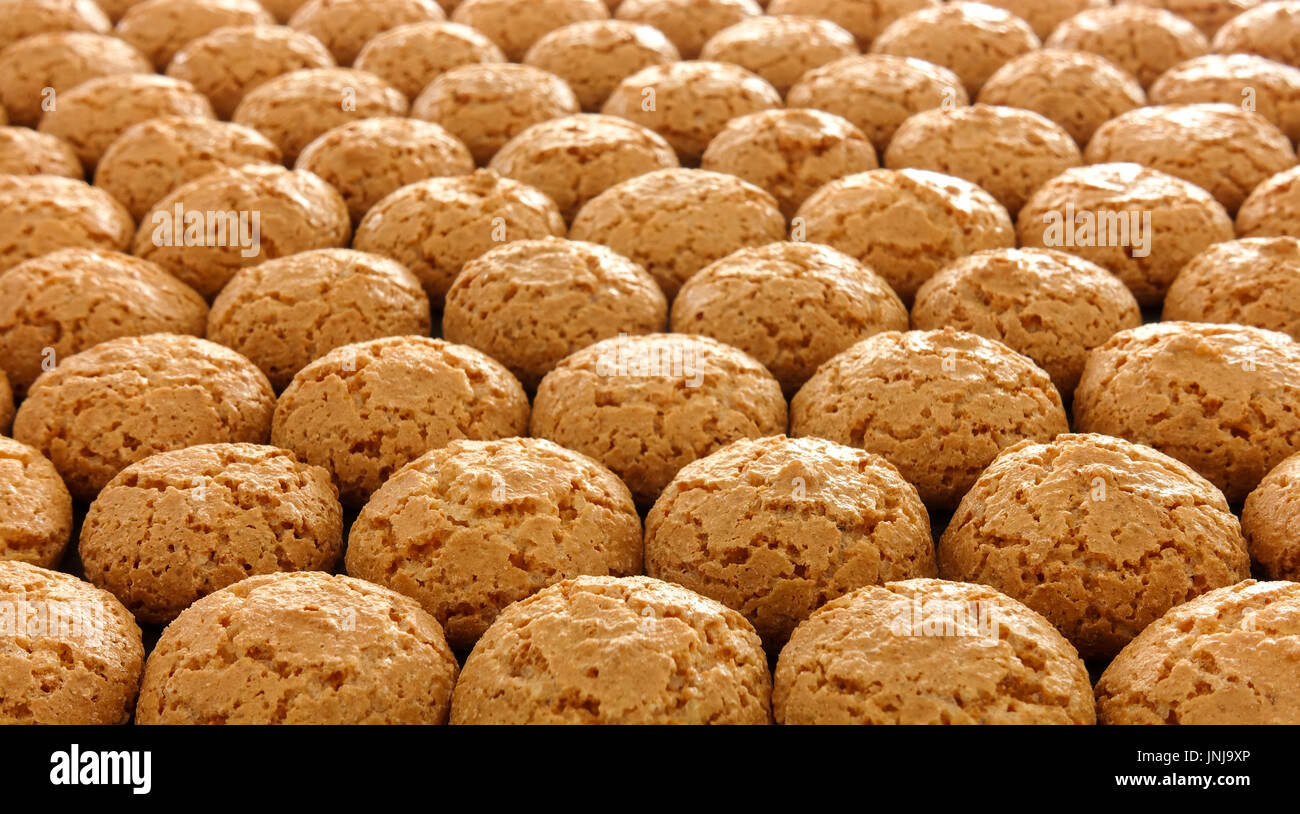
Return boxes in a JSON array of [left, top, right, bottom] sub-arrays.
[[0, 437, 73, 568], [1163, 237, 1300, 340]]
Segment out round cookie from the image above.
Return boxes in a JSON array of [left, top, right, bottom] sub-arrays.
[[354, 21, 505, 101], [1076, 322, 1300, 503], [793, 168, 1014, 305], [1122, 0, 1263, 37], [699, 15, 857, 96], [37, 73, 213, 171], [979, 0, 1110, 39], [1243, 453, 1300, 579], [0, 248, 208, 398], [80, 443, 342, 624], [352, 169, 566, 307], [1017, 163, 1236, 306], [1164, 237, 1300, 339], [765, 0, 939, 47], [135, 571, 459, 724], [95, 116, 282, 221], [791, 328, 1068, 510], [912, 248, 1143, 401], [978, 49, 1147, 147], [1096, 580, 1300, 724], [0, 174, 133, 274], [115, 0, 273, 69], [1150, 54, 1300, 143], [411, 63, 579, 164], [1044, 5, 1209, 88], [773, 578, 1095, 725], [523, 20, 680, 113], [450, 575, 771, 724], [488, 113, 679, 222], [13, 334, 275, 502], [1213, 1, 1300, 68], [0, 561, 143, 725], [786, 54, 968, 154], [1085, 103, 1296, 215], [601, 61, 781, 163], [271, 335, 529, 507], [645, 435, 936, 649], [287, 0, 444, 66], [701, 108, 879, 220], [232, 67, 408, 164], [164, 23, 336, 119], [614, 0, 759, 60], [0, 437, 73, 568], [207, 249, 430, 391], [885, 104, 1081, 214], [0, 31, 151, 127], [452, 0, 609, 62], [570, 168, 785, 299], [133, 164, 351, 300], [531, 333, 787, 507], [442, 238, 667, 389], [347, 437, 643, 650], [869, 2, 1041, 97], [671, 241, 908, 395], [1238, 164, 1300, 236], [295, 117, 474, 224], [0, 127, 81, 177], [0, 0, 110, 53], [940, 434, 1249, 660]]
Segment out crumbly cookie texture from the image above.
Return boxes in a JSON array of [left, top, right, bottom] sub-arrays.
[[133, 164, 351, 301], [488, 114, 679, 222], [0, 437, 73, 568], [615, 0, 758, 59], [699, 15, 857, 96], [774, 578, 1095, 724], [1164, 237, 1300, 340], [671, 241, 908, 395], [1045, 5, 1209, 88], [115, 0, 272, 69], [135, 571, 459, 724], [0, 0, 111, 53], [207, 248, 431, 391], [13, 334, 275, 502], [0, 127, 82, 178], [0, 174, 134, 275], [978, 49, 1147, 147], [80, 443, 342, 624], [793, 168, 1013, 305], [0, 248, 208, 398], [885, 104, 1081, 214], [443, 237, 666, 389], [531, 333, 787, 507], [792, 328, 1068, 510], [287, 0, 445, 66], [1123, 0, 1263, 37], [347, 437, 643, 650], [450, 575, 771, 724], [0, 561, 143, 725], [571, 168, 784, 299], [1150, 53, 1300, 143], [939, 434, 1249, 660], [355, 21, 504, 101], [352, 169, 566, 307], [786, 54, 968, 154], [766, 0, 938, 47], [1212, 1, 1300, 68], [1243, 454, 1300, 579], [1074, 321, 1300, 503], [912, 248, 1142, 401], [646, 436, 935, 649], [453, 0, 609, 61], [0, 31, 151, 127], [1096, 580, 1300, 724], [1017, 162, 1235, 306], [979, 0, 1109, 39], [1238, 164, 1300, 237], [272, 335, 529, 507], [523, 20, 679, 112]]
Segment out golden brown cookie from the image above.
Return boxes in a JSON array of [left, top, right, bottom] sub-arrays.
[[1045, 5, 1209, 87], [287, 0, 444, 66], [0, 0, 111, 53], [1243, 453, 1300, 579], [1212, 0, 1300, 67], [0, 31, 151, 127], [699, 15, 857, 96], [135, 571, 459, 724], [1122, 0, 1263, 37], [115, 0, 272, 69], [453, 0, 609, 61], [1151, 53, 1300, 143], [615, 0, 758, 59], [774, 578, 1095, 724], [1164, 237, 1300, 339], [0, 437, 73, 568], [765, 0, 938, 47], [1238, 164, 1300, 236], [354, 21, 504, 101], [523, 20, 679, 112], [0, 174, 133, 274], [980, 0, 1109, 39], [0, 126, 81, 178], [450, 575, 771, 724]]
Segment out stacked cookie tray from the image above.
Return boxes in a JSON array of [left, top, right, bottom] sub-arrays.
[[0, 0, 1298, 726]]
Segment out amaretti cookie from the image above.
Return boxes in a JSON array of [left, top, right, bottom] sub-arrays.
[[1243, 453, 1300, 579], [1150, 54, 1300, 143], [792, 329, 1068, 510], [523, 20, 680, 112], [885, 104, 1081, 214], [1164, 237, 1300, 339], [1096, 580, 1300, 724], [207, 248, 431, 391], [531, 333, 787, 507], [1238, 164, 1300, 236], [0, 561, 143, 725], [442, 238, 666, 389], [0, 0, 110, 53], [450, 575, 771, 724], [1076, 322, 1300, 502], [671, 241, 908, 395], [0, 437, 73, 568], [0, 174, 133, 274], [570, 168, 785, 299], [773, 578, 1095, 725], [135, 571, 459, 724], [354, 21, 504, 101], [793, 168, 1014, 305], [347, 437, 643, 650], [0, 248, 208, 398], [453, 0, 608, 62], [1045, 5, 1209, 88], [699, 15, 857, 96], [0, 127, 81, 177], [980, 0, 1109, 39], [912, 248, 1142, 401], [765, 0, 938, 47], [940, 434, 1249, 660], [133, 164, 351, 300], [352, 170, 566, 307], [614, 0, 757, 60], [1212, 0, 1300, 68], [13, 334, 275, 502], [287, 0, 445, 66], [115, 0, 272, 69], [272, 336, 529, 507], [0, 31, 151, 127], [1017, 163, 1235, 305], [1124, 0, 1261, 37]]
